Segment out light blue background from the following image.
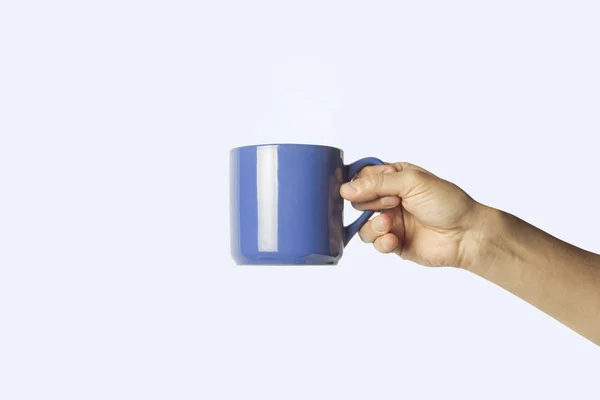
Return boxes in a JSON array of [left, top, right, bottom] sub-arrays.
[[1, 1, 599, 399]]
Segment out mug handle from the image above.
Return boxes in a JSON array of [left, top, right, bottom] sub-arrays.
[[343, 157, 386, 245]]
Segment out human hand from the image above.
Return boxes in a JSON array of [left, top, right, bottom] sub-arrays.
[[340, 162, 486, 268]]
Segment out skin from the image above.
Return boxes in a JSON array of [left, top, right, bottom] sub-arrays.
[[341, 162, 600, 346]]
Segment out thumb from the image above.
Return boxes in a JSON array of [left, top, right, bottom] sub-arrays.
[[340, 170, 425, 202]]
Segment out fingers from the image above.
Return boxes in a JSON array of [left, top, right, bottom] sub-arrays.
[[356, 164, 396, 178], [358, 214, 399, 254], [352, 165, 399, 210], [354, 162, 429, 179], [374, 233, 399, 253], [347, 161, 433, 210], [359, 214, 393, 243], [351, 196, 400, 211], [341, 169, 429, 202]]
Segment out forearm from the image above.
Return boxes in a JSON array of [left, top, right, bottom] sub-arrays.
[[462, 205, 600, 345]]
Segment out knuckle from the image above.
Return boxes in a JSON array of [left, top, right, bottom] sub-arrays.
[[381, 165, 396, 174], [359, 166, 376, 176], [364, 173, 384, 189], [393, 162, 428, 175], [358, 165, 395, 178], [393, 162, 412, 171]]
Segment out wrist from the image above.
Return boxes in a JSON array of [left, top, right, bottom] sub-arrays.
[[457, 204, 509, 273]]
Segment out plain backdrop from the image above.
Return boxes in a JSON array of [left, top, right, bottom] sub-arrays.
[[1, 0, 599, 399]]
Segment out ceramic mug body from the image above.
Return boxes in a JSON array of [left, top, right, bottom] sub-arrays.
[[230, 144, 384, 265]]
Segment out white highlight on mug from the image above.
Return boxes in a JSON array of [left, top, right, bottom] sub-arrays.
[[256, 146, 278, 252]]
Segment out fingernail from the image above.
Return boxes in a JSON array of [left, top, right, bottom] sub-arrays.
[[373, 216, 387, 233], [381, 196, 398, 206], [383, 167, 395, 174], [341, 182, 358, 195]]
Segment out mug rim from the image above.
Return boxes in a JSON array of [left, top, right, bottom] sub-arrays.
[[230, 143, 342, 153]]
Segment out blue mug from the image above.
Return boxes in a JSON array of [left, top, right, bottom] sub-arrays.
[[230, 144, 384, 265]]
